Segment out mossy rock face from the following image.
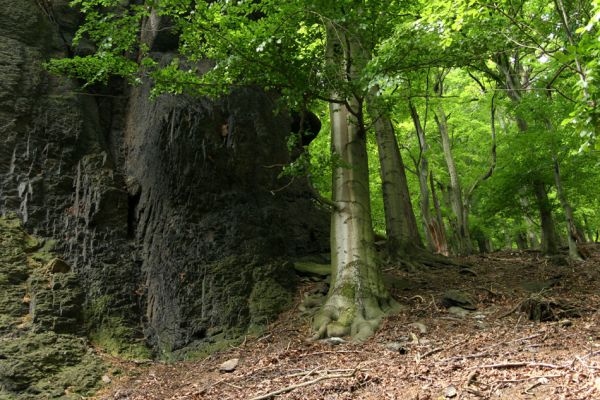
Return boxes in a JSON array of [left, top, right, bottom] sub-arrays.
[[0, 217, 104, 399], [28, 269, 85, 334], [0, 332, 103, 397], [88, 316, 152, 360], [249, 262, 297, 327], [151, 258, 298, 360]]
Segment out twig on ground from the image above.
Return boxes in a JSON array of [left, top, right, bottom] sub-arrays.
[[471, 362, 573, 371], [498, 302, 523, 319], [248, 367, 360, 400], [476, 286, 501, 297], [465, 370, 478, 386], [506, 333, 542, 343], [285, 365, 321, 378], [257, 333, 272, 342], [421, 347, 444, 359], [464, 387, 486, 397], [297, 350, 365, 358], [439, 351, 493, 364], [492, 373, 564, 385], [523, 380, 543, 395], [197, 376, 229, 395]]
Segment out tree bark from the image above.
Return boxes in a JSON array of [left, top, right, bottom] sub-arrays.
[[408, 100, 435, 252], [515, 232, 528, 250], [492, 54, 561, 256], [366, 87, 422, 258], [312, 23, 396, 341], [533, 181, 559, 255], [553, 157, 584, 260], [429, 171, 449, 256], [434, 102, 471, 255], [583, 215, 594, 243]]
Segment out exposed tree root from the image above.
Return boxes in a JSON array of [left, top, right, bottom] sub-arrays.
[[392, 247, 470, 270], [311, 294, 404, 342]]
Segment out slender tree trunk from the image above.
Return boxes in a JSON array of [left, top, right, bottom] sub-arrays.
[[313, 23, 396, 341], [518, 194, 541, 249], [554, 0, 597, 130], [408, 100, 436, 251], [515, 232, 528, 250], [494, 54, 563, 256], [553, 157, 584, 260], [583, 215, 594, 243], [429, 171, 449, 256], [366, 88, 422, 258], [434, 104, 471, 255], [533, 181, 559, 255], [575, 222, 587, 244], [504, 230, 513, 249]]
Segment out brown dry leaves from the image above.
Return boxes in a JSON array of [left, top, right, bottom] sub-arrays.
[[95, 244, 600, 400]]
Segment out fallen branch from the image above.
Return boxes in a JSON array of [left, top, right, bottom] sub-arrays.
[[248, 368, 359, 400], [471, 362, 573, 371], [438, 351, 493, 364], [492, 373, 564, 384]]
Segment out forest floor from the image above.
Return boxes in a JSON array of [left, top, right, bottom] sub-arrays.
[[94, 244, 600, 400]]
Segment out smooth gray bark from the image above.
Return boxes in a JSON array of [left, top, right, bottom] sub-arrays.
[[553, 157, 584, 260], [313, 23, 395, 341], [367, 88, 422, 258], [434, 103, 471, 255]]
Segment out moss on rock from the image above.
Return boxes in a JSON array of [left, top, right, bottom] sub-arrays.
[[89, 316, 151, 360], [249, 262, 297, 327], [0, 217, 105, 399], [293, 262, 331, 277]]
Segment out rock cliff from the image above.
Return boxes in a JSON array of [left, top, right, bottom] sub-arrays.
[[0, 1, 328, 396]]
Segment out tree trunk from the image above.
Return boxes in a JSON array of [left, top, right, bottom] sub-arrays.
[[533, 181, 559, 255], [583, 215, 594, 243], [429, 171, 449, 256], [492, 53, 563, 256], [553, 157, 584, 260], [312, 24, 396, 341], [366, 88, 422, 258], [515, 232, 528, 250], [408, 100, 435, 252], [434, 103, 471, 255]]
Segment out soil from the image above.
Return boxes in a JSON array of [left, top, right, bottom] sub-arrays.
[[94, 244, 600, 400]]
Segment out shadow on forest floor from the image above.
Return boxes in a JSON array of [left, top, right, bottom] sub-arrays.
[[94, 244, 600, 399]]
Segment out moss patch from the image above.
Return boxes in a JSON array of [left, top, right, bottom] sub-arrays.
[[0, 216, 105, 399], [293, 262, 331, 277], [171, 335, 242, 361], [89, 317, 151, 360]]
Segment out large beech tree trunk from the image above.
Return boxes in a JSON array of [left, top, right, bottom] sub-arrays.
[[367, 88, 422, 258], [313, 24, 396, 341]]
